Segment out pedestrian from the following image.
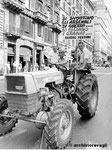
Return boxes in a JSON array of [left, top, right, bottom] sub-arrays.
[[34, 63, 39, 71], [18, 62, 22, 72], [24, 63, 28, 72], [13, 61, 17, 73], [7, 61, 10, 74]]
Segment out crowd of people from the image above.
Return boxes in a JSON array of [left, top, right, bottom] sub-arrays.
[[6, 61, 39, 74]]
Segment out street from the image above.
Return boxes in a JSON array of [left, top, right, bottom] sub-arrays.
[[0, 67, 112, 149]]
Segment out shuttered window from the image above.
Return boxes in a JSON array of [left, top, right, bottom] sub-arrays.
[[44, 27, 48, 42], [38, 24, 43, 37], [9, 12, 16, 33], [44, 27, 52, 44], [20, 15, 33, 38]]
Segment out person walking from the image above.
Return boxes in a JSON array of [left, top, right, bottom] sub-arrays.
[[7, 61, 10, 74]]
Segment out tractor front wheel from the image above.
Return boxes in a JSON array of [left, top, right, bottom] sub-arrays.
[[44, 99, 75, 149]]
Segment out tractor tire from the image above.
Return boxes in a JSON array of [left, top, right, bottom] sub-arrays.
[[0, 94, 17, 136], [75, 74, 99, 118], [44, 99, 75, 149]]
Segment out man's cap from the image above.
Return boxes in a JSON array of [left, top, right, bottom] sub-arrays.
[[58, 47, 65, 53], [78, 40, 84, 45]]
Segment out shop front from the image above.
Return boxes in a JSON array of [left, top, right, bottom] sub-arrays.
[[19, 46, 32, 72], [7, 44, 15, 73], [36, 45, 43, 70]]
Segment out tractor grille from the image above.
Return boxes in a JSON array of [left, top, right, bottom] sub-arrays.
[[6, 76, 39, 116], [6, 76, 26, 93]]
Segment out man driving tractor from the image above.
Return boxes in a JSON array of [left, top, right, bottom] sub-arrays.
[[48, 47, 69, 70], [58, 48, 69, 70]]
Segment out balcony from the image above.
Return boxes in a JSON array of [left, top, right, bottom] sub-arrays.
[[33, 11, 48, 25], [4, 25, 21, 39], [52, 22, 62, 33], [3, 0, 25, 13], [23, 8, 34, 19]]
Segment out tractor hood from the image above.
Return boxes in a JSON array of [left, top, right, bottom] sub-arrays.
[[5, 68, 64, 95]]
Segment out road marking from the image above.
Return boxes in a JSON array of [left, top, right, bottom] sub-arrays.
[[0, 128, 27, 141]]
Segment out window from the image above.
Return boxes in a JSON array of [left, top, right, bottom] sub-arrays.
[[20, 15, 33, 38], [72, 39, 74, 47], [72, 11, 75, 16], [48, 29, 52, 43], [38, 3, 42, 12], [55, 33, 58, 44], [38, 24, 43, 37], [84, 0, 86, 6], [47, 9, 50, 21], [25, 0, 31, 9], [35, 1, 43, 12], [44, 27, 53, 44], [79, 3, 82, 13], [72, 0, 74, 4], [54, 12, 59, 23], [55, 0, 59, 8], [63, 2, 65, 11], [69, 7, 71, 15], [76, 0, 79, 9], [9, 12, 16, 33], [68, 39, 70, 45]]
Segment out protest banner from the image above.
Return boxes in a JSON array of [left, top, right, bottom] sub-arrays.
[[62, 15, 94, 40]]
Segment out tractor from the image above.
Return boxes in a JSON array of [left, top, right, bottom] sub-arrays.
[[0, 62, 99, 149]]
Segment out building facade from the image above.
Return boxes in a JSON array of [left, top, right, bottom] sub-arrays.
[[1, 0, 112, 74], [0, 1, 5, 75], [0, 0, 61, 74], [93, 0, 112, 64]]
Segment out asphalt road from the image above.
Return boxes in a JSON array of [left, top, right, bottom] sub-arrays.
[[0, 67, 112, 149]]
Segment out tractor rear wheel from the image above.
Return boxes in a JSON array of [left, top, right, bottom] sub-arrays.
[[44, 99, 75, 149], [75, 74, 99, 118], [0, 94, 17, 136]]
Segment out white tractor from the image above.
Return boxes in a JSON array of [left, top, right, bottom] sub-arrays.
[[0, 64, 99, 149]]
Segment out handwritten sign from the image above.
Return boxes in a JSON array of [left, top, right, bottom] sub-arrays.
[[62, 15, 94, 40]]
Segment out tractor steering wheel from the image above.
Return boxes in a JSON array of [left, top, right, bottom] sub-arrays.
[[48, 62, 67, 71], [51, 63, 67, 71]]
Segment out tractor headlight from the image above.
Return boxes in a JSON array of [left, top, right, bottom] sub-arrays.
[[39, 87, 49, 96]]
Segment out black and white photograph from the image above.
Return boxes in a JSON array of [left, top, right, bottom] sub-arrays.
[[0, 0, 112, 149]]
